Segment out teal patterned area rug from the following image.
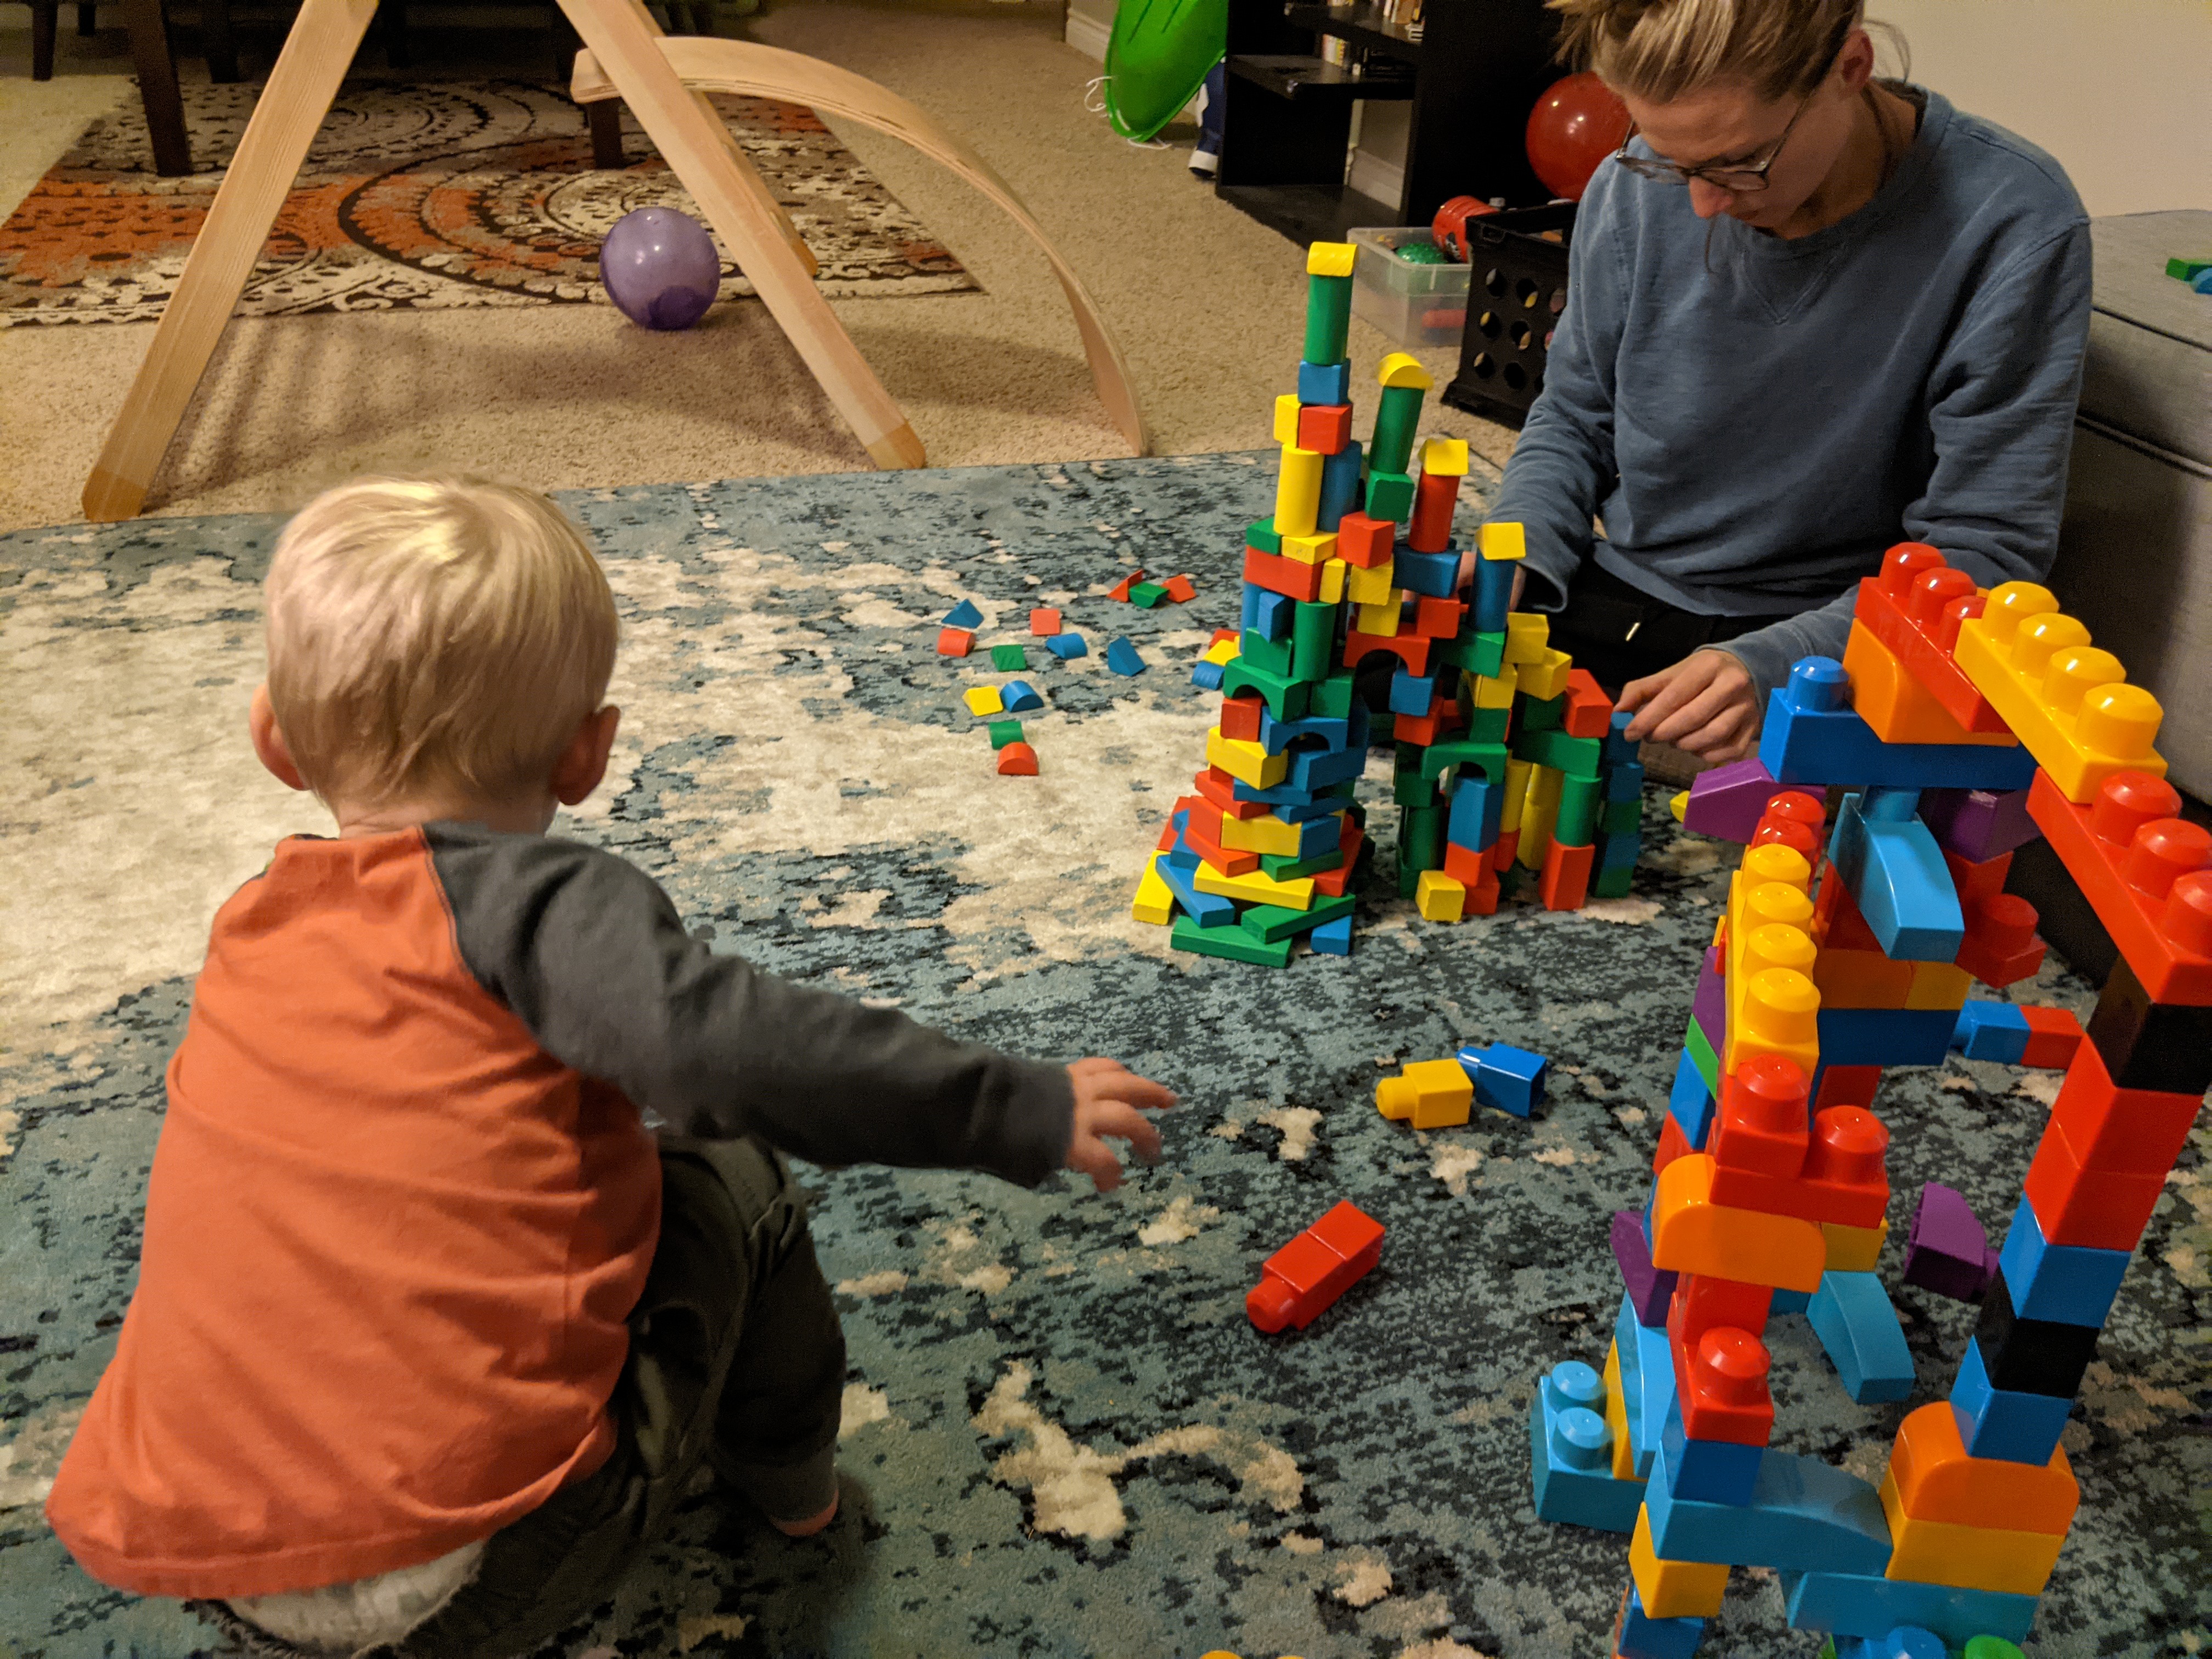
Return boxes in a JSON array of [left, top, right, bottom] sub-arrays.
[[0, 456, 2204, 1659]]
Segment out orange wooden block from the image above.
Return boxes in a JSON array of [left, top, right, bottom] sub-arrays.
[[1884, 1402, 2078, 1533], [997, 741, 1039, 776], [1541, 839, 1593, 910], [1296, 403, 1352, 455], [1244, 546, 1327, 602], [1164, 574, 1198, 603], [1415, 595, 1466, 637], [1219, 695, 1265, 742], [1564, 669, 1615, 737], [936, 627, 974, 657], [1344, 629, 1431, 675], [1192, 766, 1272, 820], [1394, 704, 1464, 747], [1407, 468, 1458, 553], [1029, 607, 1062, 636], [1107, 570, 1144, 602], [1335, 511, 1396, 569], [1444, 840, 1491, 884]]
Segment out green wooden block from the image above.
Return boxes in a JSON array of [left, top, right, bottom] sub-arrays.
[[1464, 630, 1509, 679], [1521, 692, 1566, 732], [1309, 673, 1357, 719], [1464, 705, 1511, 744], [1370, 382, 1424, 477], [1239, 629, 1296, 678], [1400, 803, 1444, 873], [1128, 582, 1171, 608], [1592, 862, 1638, 899], [1303, 272, 1353, 366], [1171, 912, 1292, 967], [1244, 891, 1357, 943], [990, 644, 1029, 672], [1260, 846, 1347, 882], [1394, 770, 1441, 809], [1364, 470, 1416, 523], [1600, 796, 1644, 836], [1511, 726, 1602, 779], [1291, 600, 1339, 681], [1246, 517, 1282, 554], [987, 719, 1025, 751], [2168, 256, 2212, 282], [1555, 774, 1601, 847], [1220, 657, 1311, 721], [1418, 739, 1509, 786], [1684, 1014, 1720, 1097]]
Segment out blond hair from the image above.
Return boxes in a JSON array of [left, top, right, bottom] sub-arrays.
[[264, 476, 618, 808], [1549, 0, 1882, 103]]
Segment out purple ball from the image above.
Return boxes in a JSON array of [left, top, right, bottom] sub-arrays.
[[599, 206, 721, 331]]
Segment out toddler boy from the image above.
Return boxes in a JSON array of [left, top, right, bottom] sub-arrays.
[[46, 477, 1173, 1657]]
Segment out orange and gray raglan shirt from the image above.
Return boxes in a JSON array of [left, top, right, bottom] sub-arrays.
[[46, 823, 1074, 1600]]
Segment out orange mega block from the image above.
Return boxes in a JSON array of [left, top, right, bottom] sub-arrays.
[[1884, 1402, 2078, 1532]]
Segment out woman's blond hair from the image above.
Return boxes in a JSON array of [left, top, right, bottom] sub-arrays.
[[264, 476, 618, 808], [1548, 0, 1895, 103]]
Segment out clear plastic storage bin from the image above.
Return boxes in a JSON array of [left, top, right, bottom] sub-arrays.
[[1348, 227, 1473, 351]]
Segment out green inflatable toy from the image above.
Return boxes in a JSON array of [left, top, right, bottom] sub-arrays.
[[1104, 0, 1227, 144]]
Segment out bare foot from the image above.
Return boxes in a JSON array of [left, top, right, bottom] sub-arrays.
[[769, 1493, 839, 1538]]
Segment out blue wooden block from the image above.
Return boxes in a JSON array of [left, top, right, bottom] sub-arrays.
[[1667, 1048, 1716, 1148], [1288, 742, 1367, 792], [1233, 775, 1358, 808], [1471, 1042, 1549, 1117], [1000, 679, 1044, 713], [1242, 583, 1294, 640], [1296, 358, 1351, 404], [1951, 1000, 2031, 1062], [1816, 1007, 1957, 1067], [1617, 1585, 1705, 1659], [1596, 830, 1643, 872], [1309, 912, 1354, 956], [1644, 1441, 1893, 1573], [1759, 658, 2039, 792], [1154, 850, 1238, 928], [1529, 1362, 1645, 1533], [1781, 1571, 2038, 1645], [1604, 760, 1646, 802], [1472, 551, 1514, 633], [1997, 1198, 2130, 1328], [1260, 700, 1365, 755], [1447, 775, 1504, 851], [1808, 1271, 1915, 1403], [1603, 708, 1640, 764], [1658, 1400, 1760, 1505], [1317, 438, 1363, 531], [1950, 1336, 2070, 1464], [1105, 637, 1147, 676], [1390, 666, 1441, 716], [1045, 630, 1087, 659], [1827, 791, 1965, 961], [1192, 659, 1225, 691], [941, 599, 983, 630], [1395, 548, 1459, 598]]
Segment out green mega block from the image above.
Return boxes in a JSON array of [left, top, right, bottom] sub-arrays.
[[1171, 911, 1293, 968], [1685, 1014, 1719, 1097]]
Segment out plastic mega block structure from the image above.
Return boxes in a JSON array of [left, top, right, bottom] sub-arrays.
[[1539, 544, 2209, 1658], [1130, 241, 1645, 966]]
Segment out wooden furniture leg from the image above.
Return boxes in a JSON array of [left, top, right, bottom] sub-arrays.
[[557, 0, 915, 464], [377, 0, 409, 68], [32, 0, 58, 78], [82, 0, 379, 520], [201, 0, 240, 82], [586, 97, 626, 168], [77, 1, 94, 30], [122, 0, 193, 176]]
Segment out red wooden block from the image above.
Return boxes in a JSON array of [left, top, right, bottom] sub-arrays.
[[1107, 569, 1144, 602], [1814, 1064, 1882, 1109], [937, 627, 974, 657], [1305, 821, 1364, 896], [1218, 695, 1265, 742], [1854, 545, 2011, 736], [1335, 511, 1396, 569], [1343, 629, 1431, 676], [1178, 808, 1260, 877], [2018, 1005, 2085, 1068], [2023, 1119, 2165, 1250], [1463, 867, 1500, 915], [1193, 766, 1271, 820], [1672, 1325, 1775, 1447], [1669, 1271, 1774, 1353], [1244, 546, 1328, 602], [1155, 820, 1178, 852], [1709, 1054, 1811, 1177], [1414, 595, 1467, 638], [1653, 1110, 1693, 1179], [2049, 1039, 2203, 1175], [1407, 469, 1459, 553], [1492, 830, 1521, 874], [1444, 840, 1492, 884], [1393, 704, 1464, 748], [1029, 607, 1062, 636], [1563, 669, 1615, 738], [996, 742, 1039, 776], [1246, 1199, 1385, 1332], [1164, 574, 1198, 603], [1296, 403, 1353, 455], [2027, 769, 2212, 1006], [1211, 627, 1239, 648], [1539, 839, 1594, 911]]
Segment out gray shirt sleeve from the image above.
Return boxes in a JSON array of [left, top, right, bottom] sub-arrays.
[[424, 823, 1074, 1186]]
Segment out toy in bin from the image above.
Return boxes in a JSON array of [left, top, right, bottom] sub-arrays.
[[1348, 228, 1474, 351]]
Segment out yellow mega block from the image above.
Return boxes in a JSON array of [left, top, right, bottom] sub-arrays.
[[1822, 1218, 1889, 1273], [1879, 1473, 2068, 1595], [1953, 582, 2167, 803], [1206, 731, 1289, 790], [1376, 1057, 1474, 1127], [1355, 599, 1402, 637], [1272, 392, 1301, 445], [1420, 436, 1470, 477], [1651, 1154, 1827, 1291], [1378, 351, 1434, 390], [1307, 240, 1357, 278], [1479, 521, 1527, 562], [1282, 529, 1338, 566], [1906, 960, 1975, 1011], [1275, 445, 1324, 538], [1318, 558, 1348, 605], [1723, 850, 1821, 1077], [1194, 862, 1316, 910], [963, 686, 1004, 716], [1416, 868, 1466, 922], [1222, 809, 1336, 857], [1520, 647, 1575, 702], [1518, 765, 1562, 870], [1629, 1509, 1730, 1619], [1131, 854, 1174, 926], [1602, 1343, 1635, 1482], [1504, 611, 1550, 664], [1346, 559, 1396, 605]]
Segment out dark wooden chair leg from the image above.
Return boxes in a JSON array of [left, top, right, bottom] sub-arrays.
[[77, 2, 95, 32], [32, 0, 59, 77], [123, 0, 193, 174], [588, 98, 626, 170], [547, 0, 580, 79], [377, 0, 409, 66], [201, 0, 239, 81]]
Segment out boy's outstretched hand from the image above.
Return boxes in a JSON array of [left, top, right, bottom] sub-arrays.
[[1063, 1058, 1176, 1192]]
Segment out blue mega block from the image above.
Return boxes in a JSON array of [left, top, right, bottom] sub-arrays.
[[1816, 1007, 1957, 1067], [1447, 775, 1505, 852], [1622, 1294, 1675, 1473], [1000, 679, 1044, 713], [1952, 1000, 2032, 1063], [1309, 912, 1353, 956], [941, 598, 983, 630], [1242, 583, 1294, 640], [1296, 358, 1351, 405], [1472, 552, 1515, 633], [1831, 1632, 1948, 1659], [1317, 438, 1363, 530], [1782, 1571, 2038, 1646], [1530, 1361, 1645, 1533], [1770, 1286, 1813, 1316], [1394, 548, 1459, 599], [1192, 659, 1226, 691], [1827, 791, 1966, 961], [1616, 1585, 1705, 1659], [1758, 658, 2040, 793], [1950, 1336, 2071, 1465], [1808, 1271, 1915, 1403], [1644, 1441, 1893, 1573], [1105, 637, 1147, 676], [1155, 848, 1238, 928], [1044, 630, 1088, 660], [1658, 1400, 1760, 1505], [1996, 1198, 2131, 1328], [1667, 1049, 1717, 1148], [1470, 1042, 1549, 1117]]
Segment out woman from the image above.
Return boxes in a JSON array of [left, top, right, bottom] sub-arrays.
[[1485, 0, 2091, 764]]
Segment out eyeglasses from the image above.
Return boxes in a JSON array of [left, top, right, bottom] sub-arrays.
[[1612, 86, 1818, 194]]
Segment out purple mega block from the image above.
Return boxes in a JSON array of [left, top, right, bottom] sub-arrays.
[[1682, 757, 1784, 843], [1691, 946, 1727, 1054], [1900, 1182, 1995, 1302], [1612, 1210, 1678, 1327], [1918, 787, 2040, 864]]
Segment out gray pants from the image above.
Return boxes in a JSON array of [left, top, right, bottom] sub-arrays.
[[197, 1135, 846, 1659]]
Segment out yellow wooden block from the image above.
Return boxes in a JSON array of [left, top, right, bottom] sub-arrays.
[[1222, 810, 1333, 857], [1276, 445, 1324, 538], [1518, 765, 1561, 869], [1282, 529, 1338, 566], [1907, 960, 1975, 1011], [1471, 667, 1517, 709], [1307, 240, 1357, 278], [1378, 351, 1434, 390], [1670, 789, 1690, 823], [1355, 600, 1401, 636], [1346, 559, 1396, 605], [1651, 1153, 1827, 1291], [1500, 756, 1533, 833], [963, 686, 1004, 716], [1201, 637, 1242, 667], [1376, 1057, 1473, 1127], [1206, 731, 1290, 789], [1317, 558, 1347, 604], [1131, 854, 1174, 926], [1194, 861, 1315, 909], [1602, 1342, 1635, 1482], [1822, 1217, 1888, 1272], [1880, 1472, 2067, 1595], [1479, 521, 1527, 562], [1420, 436, 1469, 477], [1415, 868, 1466, 922], [1629, 1509, 1729, 1618], [1272, 392, 1301, 445], [1953, 582, 2166, 803], [1503, 611, 1550, 664], [1520, 646, 1573, 702]]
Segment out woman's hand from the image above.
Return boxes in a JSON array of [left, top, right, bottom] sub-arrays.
[[1618, 649, 1760, 763], [1062, 1058, 1175, 1193]]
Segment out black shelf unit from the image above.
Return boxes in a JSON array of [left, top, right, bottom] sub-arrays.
[[1217, 0, 1557, 245]]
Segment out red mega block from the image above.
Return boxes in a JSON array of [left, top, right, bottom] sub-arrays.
[[2019, 1006, 2086, 1068], [1540, 839, 1594, 911], [1653, 1110, 1693, 1179], [1853, 543, 2012, 735], [1814, 1064, 1882, 1109], [1709, 1054, 1812, 1177], [2048, 1038, 2204, 1176], [1246, 1200, 1385, 1332], [1335, 511, 1396, 569], [1668, 1272, 1774, 1353], [1954, 890, 2047, 988], [1563, 669, 1615, 738], [2027, 769, 2212, 1006], [1243, 545, 1328, 602], [1296, 402, 1352, 456], [1709, 1105, 1889, 1229], [1673, 1325, 1775, 1446], [2023, 1118, 2166, 1251]]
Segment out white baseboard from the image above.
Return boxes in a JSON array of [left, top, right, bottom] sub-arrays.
[[1064, 9, 1111, 59], [1346, 148, 1405, 213]]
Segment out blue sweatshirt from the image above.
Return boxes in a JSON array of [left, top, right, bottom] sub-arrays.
[[1487, 87, 2092, 708]]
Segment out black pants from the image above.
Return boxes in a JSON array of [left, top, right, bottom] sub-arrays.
[[1545, 560, 1793, 699]]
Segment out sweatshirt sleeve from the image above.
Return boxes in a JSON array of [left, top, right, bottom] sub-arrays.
[[425, 826, 1074, 1186], [1480, 160, 1628, 610]]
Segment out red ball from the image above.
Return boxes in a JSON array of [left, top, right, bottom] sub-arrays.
[[1525, 71, 1632, 201]]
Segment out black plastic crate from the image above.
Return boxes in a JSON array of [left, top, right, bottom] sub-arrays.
[[1442, 201, 1575, 427]]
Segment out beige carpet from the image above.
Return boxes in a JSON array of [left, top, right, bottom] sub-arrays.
[[0, 0, 1517, 531]]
